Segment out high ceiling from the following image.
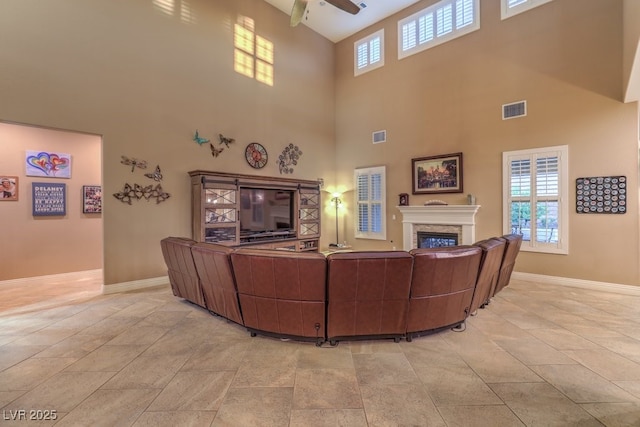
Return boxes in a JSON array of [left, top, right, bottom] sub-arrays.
[[263, 0, 422, 43]]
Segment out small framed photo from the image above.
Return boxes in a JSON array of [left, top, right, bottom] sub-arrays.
[[82, 185, 102, 213], [399, 193, 409, 206], [412, 152, 463, 195], [0, 176, 19, 201]]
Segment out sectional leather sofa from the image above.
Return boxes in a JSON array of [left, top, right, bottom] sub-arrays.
[[160, 234, 522, 346]]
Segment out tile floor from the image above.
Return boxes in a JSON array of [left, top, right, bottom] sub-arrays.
[[1, 279, 640, 426]]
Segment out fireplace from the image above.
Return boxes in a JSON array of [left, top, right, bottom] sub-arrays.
[[417, 231, 459, 248], [397, 205, 480, 250]]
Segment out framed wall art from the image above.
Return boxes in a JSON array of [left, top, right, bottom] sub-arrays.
[[412, 152, 463, 195], [82, 185, 102, 213], [26, 150, 71, 178], [576, 176, 626, 214], [0, 176, 18, 201], [32, 182, 66, 216]]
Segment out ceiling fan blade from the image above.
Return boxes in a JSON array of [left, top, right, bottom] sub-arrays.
[[290, 0, 308, 27], [325, 0, 361, 15]]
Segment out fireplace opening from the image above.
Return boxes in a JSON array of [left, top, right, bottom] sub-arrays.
[[417, 231, 459, 248]]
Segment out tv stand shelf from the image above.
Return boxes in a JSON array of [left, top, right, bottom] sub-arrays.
[[189, 171, 321, 252]]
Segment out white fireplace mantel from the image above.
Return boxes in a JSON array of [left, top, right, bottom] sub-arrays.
[[397, 205, 480, 250]]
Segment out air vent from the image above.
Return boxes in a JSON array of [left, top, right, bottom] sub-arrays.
[[358, 2, 368, 9], [502, 100, 527, 120], [372, 130, 386, 144]]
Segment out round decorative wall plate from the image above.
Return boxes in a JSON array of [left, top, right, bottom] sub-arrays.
[[245, 142, 268, 169]]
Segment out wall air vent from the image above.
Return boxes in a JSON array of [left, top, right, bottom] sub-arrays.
[[502, 100, 527, 120], [372, 130, 386, 144]]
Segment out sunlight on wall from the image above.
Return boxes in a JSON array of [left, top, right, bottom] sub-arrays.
[[152, 0, 196, 24], [234, 16, 274, 86]]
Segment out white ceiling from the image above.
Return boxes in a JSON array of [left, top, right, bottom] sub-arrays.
[[263, 0, 422, 43]]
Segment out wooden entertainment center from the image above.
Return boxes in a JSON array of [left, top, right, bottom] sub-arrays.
[[189, 171, 321, 252]]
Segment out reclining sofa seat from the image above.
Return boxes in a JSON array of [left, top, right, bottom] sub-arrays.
[[230, 248, 327, 345], [406, 246, 482, 340], [469, 238, 506, 314], [492, 234, 523, 297], [326, 251, 413, 345], [191, 242, 244, 325], [160, 237, 206, 308]]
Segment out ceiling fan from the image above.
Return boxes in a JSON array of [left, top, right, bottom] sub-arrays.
[[290, 0, 361, 27]]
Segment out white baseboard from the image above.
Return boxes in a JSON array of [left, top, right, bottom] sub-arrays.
[[0, 269, 103, 288], [102, 276, 169, 294], [512, 272, 640, 296]]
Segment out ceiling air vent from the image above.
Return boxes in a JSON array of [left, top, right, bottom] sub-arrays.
[[372, 130, 386, 144], [502, 100, 527, 120]]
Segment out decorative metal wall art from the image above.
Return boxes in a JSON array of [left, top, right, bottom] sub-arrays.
[[218, 134, 235, 148], [144, 165, 163, 181], [193, 130, 210, 145], [576, 176, 626, 214], [113, 183, 170, 205], [116, 156, 169, 204], [120, 156, 148, 172], [278, 143, 302, 174]]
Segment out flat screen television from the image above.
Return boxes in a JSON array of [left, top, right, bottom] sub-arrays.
[[239, 187, 295, 237]]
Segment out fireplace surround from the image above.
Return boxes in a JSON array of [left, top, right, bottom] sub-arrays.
[[397, 205, 480, 250]]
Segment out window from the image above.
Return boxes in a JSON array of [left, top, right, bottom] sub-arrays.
[[354, 29, 384, 76], [234, 16, 274, 86], [398, 0, 479, 60], [501, 0, 553, 20], [503, 145, 568, 254], [354, 166, 386, 240]]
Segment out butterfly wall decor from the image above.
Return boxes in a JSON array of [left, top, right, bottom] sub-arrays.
[[210, 144, 224, 158], [144, 165, 163, 182], [120, 156, 148, 172], [113, 182, 170, 205], [219, 134, 235, 148], [193, 130, 210, 145]]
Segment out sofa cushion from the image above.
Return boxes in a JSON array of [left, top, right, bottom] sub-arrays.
[[492, 234, 523, 296], [469, 238, 506, 313], [230, 249, 327, 339], [407, 246, 482, 334], [191, 242, 243, 325], [326, 251, 413, 340], [160, 237, 206, 308]]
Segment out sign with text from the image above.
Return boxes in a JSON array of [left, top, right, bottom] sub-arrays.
[[32, 182, 66, 216]]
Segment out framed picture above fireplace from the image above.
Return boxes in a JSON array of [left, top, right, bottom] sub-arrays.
[[412, 152, 463, 195]]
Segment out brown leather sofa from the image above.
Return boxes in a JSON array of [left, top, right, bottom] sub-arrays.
[[406, 246, 482, 340], [230, 248, 327, 345], [160, 234, 521, 345], [326, 251, 413, 345], [191, 242, 244, 325], [469, 238, 506, 314], [492, 234, 523, 297], [160, 237, 206, 308]]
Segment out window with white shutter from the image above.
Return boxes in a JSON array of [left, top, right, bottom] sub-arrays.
[[503, 146, 568, 254], [354, 29, 384, 76], [398, 0, 479, 60], [355, 166, 386, 240], [501, 0, 553, 20]]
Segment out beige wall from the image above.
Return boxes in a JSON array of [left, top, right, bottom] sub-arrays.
[[334, 0, 640, 285], [623, 0, 640, 101], [0, 0, 336, 286], [0, 122, 103, 280], [1, 0, 639, 287]]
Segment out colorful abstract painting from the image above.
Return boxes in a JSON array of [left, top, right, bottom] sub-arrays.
[[26, 151, 71, 178]]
